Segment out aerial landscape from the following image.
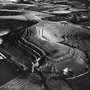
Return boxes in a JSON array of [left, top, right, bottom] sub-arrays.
[[0, 0, 90, 90]]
